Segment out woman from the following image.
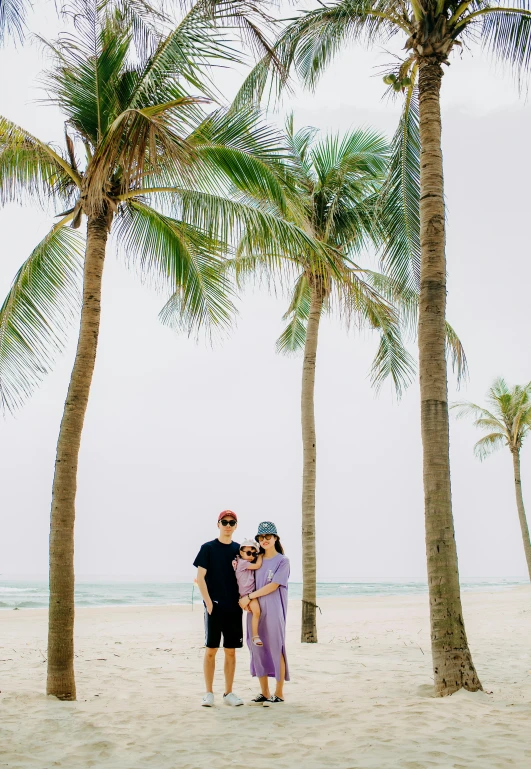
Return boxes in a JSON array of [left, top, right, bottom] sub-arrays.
[[239, 521, 290, 704]]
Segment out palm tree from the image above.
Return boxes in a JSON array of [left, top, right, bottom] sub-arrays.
[[453, 378, 531, 582], [0, 0, 295, 700], [226, 119, 417, 642], [235, 0, 531, 694]]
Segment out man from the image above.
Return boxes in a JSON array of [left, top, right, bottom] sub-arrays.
[[193, 510, 243, 707]]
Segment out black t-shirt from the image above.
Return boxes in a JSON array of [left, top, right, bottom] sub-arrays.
[[193, 539, 240, 609]]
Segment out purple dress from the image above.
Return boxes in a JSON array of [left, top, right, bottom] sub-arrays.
[[247, 553, 290, 681]]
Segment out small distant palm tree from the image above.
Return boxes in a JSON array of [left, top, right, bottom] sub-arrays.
[[453, 379, 531, 582], [0, 0, 290, 700]]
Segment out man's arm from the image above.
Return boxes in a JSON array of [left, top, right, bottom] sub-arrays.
[[196, 566, 213, 614]]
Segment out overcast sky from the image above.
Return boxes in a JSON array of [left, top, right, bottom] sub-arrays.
[[1, 2, 530, 583]]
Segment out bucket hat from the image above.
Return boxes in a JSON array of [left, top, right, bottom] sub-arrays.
[[255, 521, 278, 538]]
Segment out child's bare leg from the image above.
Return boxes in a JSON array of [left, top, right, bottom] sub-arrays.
[[249, 598, 261, 642]]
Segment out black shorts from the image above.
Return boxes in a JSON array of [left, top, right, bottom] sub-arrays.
[[204, 604, 243, 649]]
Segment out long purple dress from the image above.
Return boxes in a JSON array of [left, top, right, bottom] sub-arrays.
[[247, 553, 290, 681]]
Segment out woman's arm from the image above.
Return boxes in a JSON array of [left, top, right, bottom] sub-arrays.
[[239, 582, 279, 608], [250, 581, 279, 599]]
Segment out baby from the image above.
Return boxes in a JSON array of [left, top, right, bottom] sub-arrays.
[[233, 539, 263, 646]]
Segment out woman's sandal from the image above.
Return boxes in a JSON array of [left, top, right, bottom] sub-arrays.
[[252, 636, 263, 646]]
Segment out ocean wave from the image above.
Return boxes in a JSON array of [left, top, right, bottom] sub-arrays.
[[3, 601, 46, 608], [0, 578, 526, 610]]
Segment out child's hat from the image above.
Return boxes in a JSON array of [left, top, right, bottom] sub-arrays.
[[240, 538, 259, 550]]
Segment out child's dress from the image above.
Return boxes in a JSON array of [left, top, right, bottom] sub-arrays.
[[233, 558, 255, 597]]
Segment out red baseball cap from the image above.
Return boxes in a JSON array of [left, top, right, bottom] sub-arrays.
[[218, 510, 238, 522]]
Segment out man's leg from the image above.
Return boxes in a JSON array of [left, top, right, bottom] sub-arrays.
[[223, 648, 236, 694], [204, 647, 218, 692]]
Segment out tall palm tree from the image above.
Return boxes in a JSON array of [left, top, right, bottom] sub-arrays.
[[0, 0, 296, 700], [222, 120, 417, 643], [453, 378, 531, 582], [235, 0, 531, 694]]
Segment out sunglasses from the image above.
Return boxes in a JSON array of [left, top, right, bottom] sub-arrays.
[[257, 533, 274, 541], [220, 519, 237, 527], [240, 548, 257, 556]]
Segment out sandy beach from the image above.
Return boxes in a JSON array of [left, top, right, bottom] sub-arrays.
[[1, 587, 530, 769]]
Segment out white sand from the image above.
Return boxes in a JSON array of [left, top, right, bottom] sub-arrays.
[[1, 588, 531, 769]]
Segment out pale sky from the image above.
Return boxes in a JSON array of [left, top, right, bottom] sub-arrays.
[[1, 2, 530, 582]]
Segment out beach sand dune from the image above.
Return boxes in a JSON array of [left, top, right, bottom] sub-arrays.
[[1, 588, 530, 769]]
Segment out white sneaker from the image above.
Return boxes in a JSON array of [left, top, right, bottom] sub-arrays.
[[223, 692, 243, 707], [202, 692, 214, 707]]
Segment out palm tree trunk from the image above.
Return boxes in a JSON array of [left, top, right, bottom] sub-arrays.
[[417, 61, 481, 695], [511, 449, 531, 581], [46, 210, 110, 700], [301, 277, 324, 643]]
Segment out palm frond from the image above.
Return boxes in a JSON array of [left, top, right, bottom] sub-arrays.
[[232, 0, 404, 109], [480, 5, 531, 89], [281, 0, 400, 92], [0, 0, 26, 44], [331, 264, 415, 396], [370, 321, 416, 397], [473, 431, 507, 461], [276, 273, 311, 354], [0, 223, 84, 413], [445, 320, 468, 385], [364, 270, 418, 338], [231, 50, 286, 110], [129, 0, 277, 108], [187, 107, 290, 212], [378, 84, 420, 290], [451, 400, 502, 424], [107, 0, 169, 55], [138, 186, 328, 267], [114, 199, 235, 335], [0, 116, 80, 208], [45, 4, 135, 146]]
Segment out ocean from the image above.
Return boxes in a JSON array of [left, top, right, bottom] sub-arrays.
[[0, 577, 527, 610]]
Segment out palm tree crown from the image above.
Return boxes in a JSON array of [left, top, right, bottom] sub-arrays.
[[237, 0, 531, 288], [453, 378, 531, 582], [0, 0, 290, 413], [235, 118, 415, 390], [453, 378, 531, 459]]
